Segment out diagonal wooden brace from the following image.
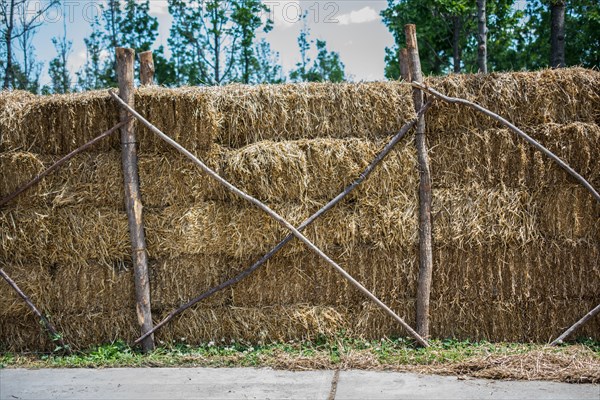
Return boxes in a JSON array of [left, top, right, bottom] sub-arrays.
[[110, 90, 430, 348]]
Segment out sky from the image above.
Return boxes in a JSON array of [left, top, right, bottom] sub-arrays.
[[23, 0, 396, 87]]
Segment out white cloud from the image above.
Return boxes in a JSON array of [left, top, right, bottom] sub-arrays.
[[149, 0, 169, 16], [336, 6, 380, 26]]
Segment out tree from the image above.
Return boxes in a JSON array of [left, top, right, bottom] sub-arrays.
[[252, 39, 284, 84], [476, 0, 487, 73], [522, 0, 599, 70], [0, 0, 58, 89], [289, 13, 313, 82], [168, 0, 239, 85], [78, 0, 158, 88], [306, 39, 345, 82], [550, 0, 566, 67], [47, 21, 72, 94], [77, 20, 105, 91], [382, 0, 526, 76], [231, 0, 272, 84], [290, 15, 346, 83], [153, 45, 178, 87], [168, 0, 206, 86]]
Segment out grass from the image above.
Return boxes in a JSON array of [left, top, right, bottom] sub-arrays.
[[1, 335, 599, 383]]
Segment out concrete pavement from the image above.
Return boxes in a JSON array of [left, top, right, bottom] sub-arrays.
[[1, 368, 598, 400]]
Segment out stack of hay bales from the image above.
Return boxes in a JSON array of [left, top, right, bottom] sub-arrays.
[[0, 68, 598, 351]]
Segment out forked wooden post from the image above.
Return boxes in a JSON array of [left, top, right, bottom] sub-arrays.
[[116, 47, 154, 352], [405, 24, 434, 338], [399, 48, 411, 82], [139, 51, 155, 86]]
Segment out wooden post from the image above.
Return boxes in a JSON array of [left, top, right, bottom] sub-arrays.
[[110, 90, 430, 348], [399, 48, 411, 82], [116, 47, 154, 352], [139, 50, 155, 86], [405, 24, 434, 338]]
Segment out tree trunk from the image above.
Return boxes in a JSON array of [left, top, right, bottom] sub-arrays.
[[116, 47, 155, 352], [405, 24, 434, 338], [477, 0, 487, 73], [3, 0, 15, 89], [452, 16, 462, 73], [550, 0, 566, 68]]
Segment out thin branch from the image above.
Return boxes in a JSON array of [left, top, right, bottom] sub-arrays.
[[551, 304, 600, 346], [133, 100, 433, 345], [0, 268, 69, 353], [0, 121, 128, 208], [413, 82, 600, 204], [110, 90, 429, 348]]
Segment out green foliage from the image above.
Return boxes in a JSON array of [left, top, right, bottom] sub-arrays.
[[252, 39, 285, 84], [76, 20, 106, 91], [2, 337, 598, 369], [382, 0, 599, 77], [46, 33, 73, 94], [231, 0, 272, 84], [522, 0, 600, 69], [290, 14, 346, 83], [78, 0, 159, 89]]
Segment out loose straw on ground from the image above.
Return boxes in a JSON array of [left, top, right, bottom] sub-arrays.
[[109, 90, 429, 348], [133, 100, 433, 346], [412, 82, 600, 204], [0, 268, 69, 353], [0, 121, 128, 207]]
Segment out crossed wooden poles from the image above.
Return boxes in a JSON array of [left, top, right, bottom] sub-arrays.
[[2, 44, 599, 352]]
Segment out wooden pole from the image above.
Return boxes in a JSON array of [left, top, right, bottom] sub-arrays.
[[0, 268, 69, 353], [551, 304, 600, 345], [405, 24, 434, 338], [412, 82, 600, 205], [116, 47, 154, 352], [139, 51, 155, 86], [399, 48, 411, 82], [132, 101, 433, 345], [0, 121, 127, 208], [110, 90, 430, 348]]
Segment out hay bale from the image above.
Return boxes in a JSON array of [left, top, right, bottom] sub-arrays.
[[430, 122, 600, 188], [432, 241, 599, 302], [432, 184, 539, 246], [0, 206, 130, 264], [0, 137, 416, 208], [425, 68, 600, 132], [0, 87, 217, 155], [213, 82, 416, 147]]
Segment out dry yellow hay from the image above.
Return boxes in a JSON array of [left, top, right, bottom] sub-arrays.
[[425, 68, 600, 132], [0, 138, 416, 208], [213, 82, 415, 147], [430, 122, 600, 188], [0, 68, 599, 350]]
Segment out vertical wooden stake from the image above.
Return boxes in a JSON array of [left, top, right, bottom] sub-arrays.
[[116, 47, 155, 352], [399, 48, 412, 82], [405, 24, 434, 338], [139, 51, 155, 86]]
